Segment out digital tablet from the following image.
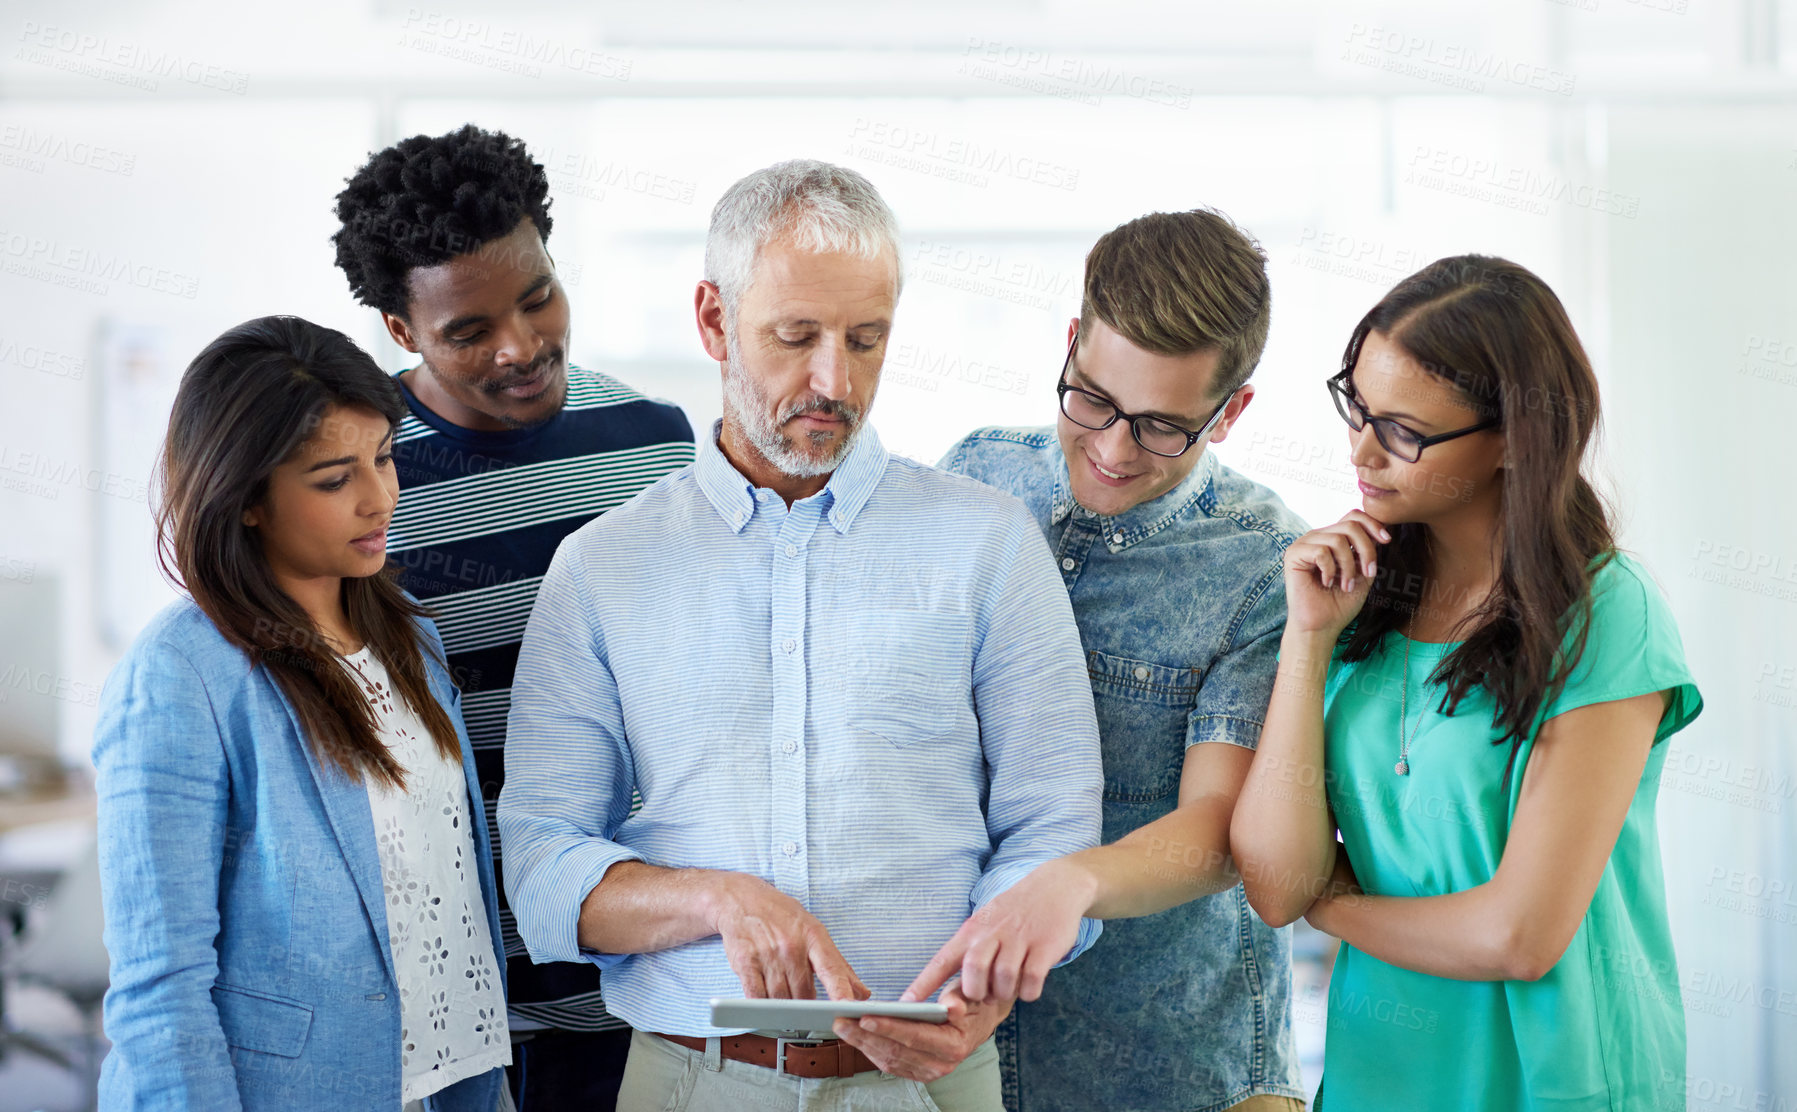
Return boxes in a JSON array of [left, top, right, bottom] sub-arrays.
[[708, 997, 950, 1033]]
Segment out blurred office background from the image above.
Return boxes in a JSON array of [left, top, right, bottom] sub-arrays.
[[1, 1, 1794, 1108]]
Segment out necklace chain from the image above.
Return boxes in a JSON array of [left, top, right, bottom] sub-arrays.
[[1396, 628, 1425, 775]]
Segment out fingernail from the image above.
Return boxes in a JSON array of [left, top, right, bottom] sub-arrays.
[[861, 1017, 877, 1031]]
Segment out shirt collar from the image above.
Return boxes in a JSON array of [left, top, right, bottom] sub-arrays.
[[1050, 447, 1218, 552], [696, 420, 889, 535]]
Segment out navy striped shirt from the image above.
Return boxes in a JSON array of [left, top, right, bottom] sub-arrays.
[[387, 364, 695, 1032]]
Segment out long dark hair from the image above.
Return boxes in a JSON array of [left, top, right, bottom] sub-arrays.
[[1337, 256, 1615, 764], [155, 315, 459, 788]]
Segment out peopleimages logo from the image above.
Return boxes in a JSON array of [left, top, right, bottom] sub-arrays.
[[0, 228, 199, 299], [1342, 25, 1578, 96], [14, 21, 249, 94], [0, 124, 136, 176], [397, 9, 633, 81], [0, 445, 151, 503], [845, 118, 1081, 192], [0, 337, 85, 380], [0, 665, 102, 708], [1404, 145, 1640, 218], [960, 37, 1194, 109]]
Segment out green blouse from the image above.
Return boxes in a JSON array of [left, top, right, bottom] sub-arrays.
[[1315, 552, 1703, 1110]]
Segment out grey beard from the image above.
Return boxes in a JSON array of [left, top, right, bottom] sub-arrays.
[[721, 346, 862, 479]]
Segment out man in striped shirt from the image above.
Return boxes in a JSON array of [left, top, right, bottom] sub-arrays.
[[332, 124, 695, 1110]]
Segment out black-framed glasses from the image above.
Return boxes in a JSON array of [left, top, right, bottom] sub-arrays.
[[1055, 338, 1232, 459], [1326, 369, 1499, 463]]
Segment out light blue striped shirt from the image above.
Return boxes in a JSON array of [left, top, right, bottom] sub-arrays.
[[498, 422, 1104, 1036]]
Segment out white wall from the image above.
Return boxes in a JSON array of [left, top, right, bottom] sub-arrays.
[[1605, 102, 1797, 1108]]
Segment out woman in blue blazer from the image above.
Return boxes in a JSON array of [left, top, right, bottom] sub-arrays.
[[93, 316, 509, 1111]]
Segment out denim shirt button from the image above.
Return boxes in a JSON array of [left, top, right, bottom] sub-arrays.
[[1060, 557, 1076, 571], [1111, 532, 1125, 545], [1133, 666, 1151, 681]]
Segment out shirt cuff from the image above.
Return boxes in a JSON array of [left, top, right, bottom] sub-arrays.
[[970, 864, 1106, 969], [517, 841, 644, 967], [1185, 713, 1264, 750], [1054, 916, 1105, 968]]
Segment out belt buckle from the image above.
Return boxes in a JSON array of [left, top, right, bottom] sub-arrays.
[[774, 1035, 824, 1076]]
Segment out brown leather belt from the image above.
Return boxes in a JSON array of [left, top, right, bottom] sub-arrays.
[[653, 1031, 880, 1078]]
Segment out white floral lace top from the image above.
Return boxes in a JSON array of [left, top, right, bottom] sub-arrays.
[[342, 648, 510, 1105]]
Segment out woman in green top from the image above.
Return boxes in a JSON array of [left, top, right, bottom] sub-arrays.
[[1231, 255, 1703, 1111]]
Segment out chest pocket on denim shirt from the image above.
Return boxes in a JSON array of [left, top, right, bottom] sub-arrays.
[[1086, 649, 1202, 802], [842, 609, 970, 746]]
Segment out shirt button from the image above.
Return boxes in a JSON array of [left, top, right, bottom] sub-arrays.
[[785, 544, 798, 557], [782, 639, 796, 653], [1134, 666, 1151, 681], [1060, 557, 1076, 571], [1111, 532, 1125, 544], [783, 841, 798, 856], [783, 740, 797, 754]]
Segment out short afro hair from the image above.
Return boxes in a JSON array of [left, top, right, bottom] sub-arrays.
[[332, 124, 554, 318]]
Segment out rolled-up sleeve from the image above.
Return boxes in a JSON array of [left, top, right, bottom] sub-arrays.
[[1185, 562, 1287, 751], [94, 640, 241, 1111], [966, 503, 1105, 965], [498, 535, 644, 968]]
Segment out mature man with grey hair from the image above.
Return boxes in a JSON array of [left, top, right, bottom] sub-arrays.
[[498, 159, 1106, 1110]]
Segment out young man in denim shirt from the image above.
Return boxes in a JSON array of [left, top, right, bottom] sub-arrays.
[[921, 209, 1309, 1111]]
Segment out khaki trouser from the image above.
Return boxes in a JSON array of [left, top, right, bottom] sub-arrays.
[[1227, 1096, 1308, 1111], [616, 1028, 1005, 1111]]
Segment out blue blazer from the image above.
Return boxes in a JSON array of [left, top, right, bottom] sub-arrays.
[[92, 599, 506, 1112]]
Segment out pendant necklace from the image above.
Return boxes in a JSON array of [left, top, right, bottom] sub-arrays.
[[1396, 629, 1424, 776]]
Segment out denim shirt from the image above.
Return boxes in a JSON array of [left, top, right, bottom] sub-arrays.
[[941, 427, 1309, 1112]]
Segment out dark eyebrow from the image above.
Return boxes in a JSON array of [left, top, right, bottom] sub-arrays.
[[1369, 406, 1429, 426], [1068, 359, 1204, 428], [439, 274, 555, 337], [1362, 399, 1431, 427], [301, 429, 393, 472], [1346, 371, 1433, 427]]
